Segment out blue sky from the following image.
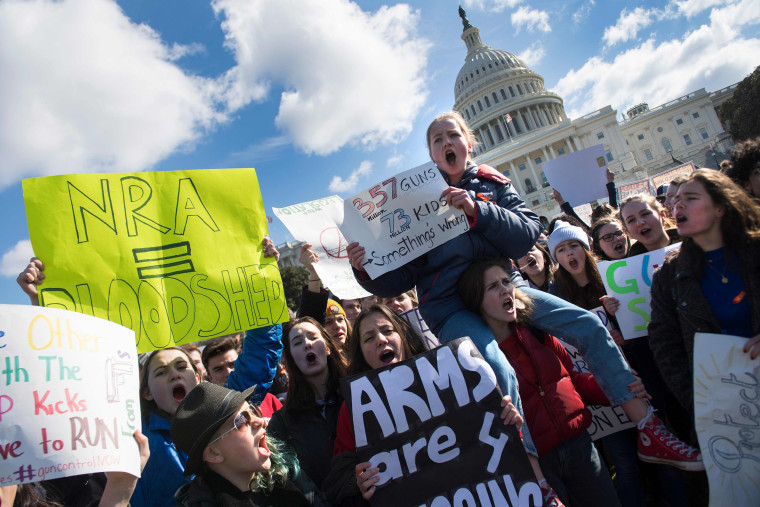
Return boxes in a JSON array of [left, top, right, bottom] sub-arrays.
[[1, 0, 759, 304]]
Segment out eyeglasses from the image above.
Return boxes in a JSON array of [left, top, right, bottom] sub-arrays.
[[208, 404, 263, 445], [600, 230, 625, 242]]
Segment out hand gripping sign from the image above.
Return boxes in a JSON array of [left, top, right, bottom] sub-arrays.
[[340, 337, 541, 507], [23, 169, 287, 353], [0, 305, 141, 486], [596, 244, 680, 340], [340, 163, 470, 279]]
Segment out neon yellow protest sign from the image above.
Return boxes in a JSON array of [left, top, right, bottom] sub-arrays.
[[23, 169, 286, 353]]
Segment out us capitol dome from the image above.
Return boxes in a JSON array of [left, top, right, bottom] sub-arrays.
[[451, 7, 736, 218]]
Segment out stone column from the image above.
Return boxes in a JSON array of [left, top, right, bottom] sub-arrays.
[[517, 111, 529, 133], [508, 161, 524, 194], [477, 127, 488, 149], [525, 154, 541, 193], [536, 107, 547, 127], [485, 124, 497, 146], [493, 122, 505, 143], [507, 115, 518, 137], [521, 109, 534, 130]]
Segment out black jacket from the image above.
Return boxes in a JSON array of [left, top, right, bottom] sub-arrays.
[[174, 469, 328, 507], [649, 238, 760, 416], [267, 390, 343, 489]]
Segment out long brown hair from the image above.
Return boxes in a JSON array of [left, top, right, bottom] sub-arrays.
[[282, 317, 346, 410], [619, 194, 674, 240], [553, 244, 607, 310], [681, 169, 760, 244], [459, 258, 534, 323], [516, 243, 554, 291], [677, 169, 760, 274], [347, 305, 426, 376]]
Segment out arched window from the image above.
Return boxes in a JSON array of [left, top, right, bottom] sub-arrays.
[[501, 89, 507, 100], [661, 137, 673, 153], [484, 96, 490, 107], [492, 92, 499, 103], [509, 86, 515, 97], [477, 100, 483, 112]]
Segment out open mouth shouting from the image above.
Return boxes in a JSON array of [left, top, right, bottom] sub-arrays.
[[379, 348, 396, 365], [675, 213, 687, 225], [612, 242, 625, 254], [172, 384, 188, 402], [567, 257, 579, 270], [258, 434, 271, 458], [445, 149, 456, 165], [503, 296, 515, 313], [305, 352, 317, 366]]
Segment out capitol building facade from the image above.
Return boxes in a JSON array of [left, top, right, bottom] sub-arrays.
[[454, 10, 736, 218]]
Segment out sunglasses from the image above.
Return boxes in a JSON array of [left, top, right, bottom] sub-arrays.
[[208, 404, 263, 445], [599, 230, 625, 243]]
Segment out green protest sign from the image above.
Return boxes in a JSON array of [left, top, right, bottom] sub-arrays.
[[23, 169, 286, 353]]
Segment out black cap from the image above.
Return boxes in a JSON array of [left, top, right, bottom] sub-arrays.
[[170, 382, 257, 476]]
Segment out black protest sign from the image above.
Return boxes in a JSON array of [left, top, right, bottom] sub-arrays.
[[340, 337, 542, 507]]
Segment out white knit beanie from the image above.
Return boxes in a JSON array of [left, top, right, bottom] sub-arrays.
[[548, 220, 589, 261]]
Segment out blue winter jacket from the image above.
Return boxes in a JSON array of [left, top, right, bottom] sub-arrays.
[[354, 162, 541, 335], [226, 323, 283, 404]]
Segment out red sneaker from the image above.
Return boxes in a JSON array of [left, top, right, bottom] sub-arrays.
[[638, 414, 704, 471], [540, 482, 565, 507]]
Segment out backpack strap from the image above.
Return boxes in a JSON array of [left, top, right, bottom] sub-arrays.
[[476, 164, 511, 184]]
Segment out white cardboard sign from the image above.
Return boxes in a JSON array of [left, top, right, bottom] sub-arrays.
[[597, 244, 680, 340], [273, 196, 370, 300], [0, 305, 141, 486], [341, 163, 469, 279], [693, 332, 760, 507], [542, 144, 608, 206]]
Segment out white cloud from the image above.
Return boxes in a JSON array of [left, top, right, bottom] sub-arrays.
[[461, 0, 523, 13], [554, 0, 760, 120], [230, 136, 290, 163], [670, 0, 730, 18], [0, 240, 34, 277], [603, 7, 656, 48], [572, 0, 595, 25], [166, 42, 206, 61], [386, 154, 404, 168], [517, 42, 545, 66], [0, 0, 225, 190], [329, 161, 372, 193], [511, 6, 551, 33], [212, 0, 431, 156]]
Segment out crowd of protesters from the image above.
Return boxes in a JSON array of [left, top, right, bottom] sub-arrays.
[[5, 116, 759, 506]]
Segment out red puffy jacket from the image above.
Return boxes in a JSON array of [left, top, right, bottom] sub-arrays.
[[499, 324, 609, 457]]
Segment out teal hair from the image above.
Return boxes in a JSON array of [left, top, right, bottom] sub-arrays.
[[248, 434, 300, 493]]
